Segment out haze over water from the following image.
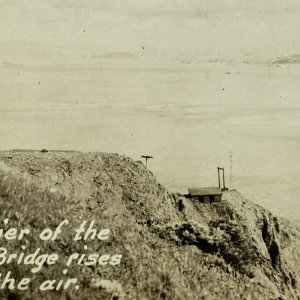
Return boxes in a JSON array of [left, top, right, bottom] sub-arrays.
[[1, 62, 300, 221]]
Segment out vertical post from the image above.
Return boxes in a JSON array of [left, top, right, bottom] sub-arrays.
[[230, 152, 233, 190], [141, 155, 153, 169], [218, 167, 226, 190]]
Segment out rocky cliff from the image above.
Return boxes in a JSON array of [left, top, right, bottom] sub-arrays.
[[0, 150, 299, 300]]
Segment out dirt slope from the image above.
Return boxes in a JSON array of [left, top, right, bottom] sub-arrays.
[[0, 150, 299, 300]]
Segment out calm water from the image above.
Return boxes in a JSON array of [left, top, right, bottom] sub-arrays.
[[1, 62, 300, 221]]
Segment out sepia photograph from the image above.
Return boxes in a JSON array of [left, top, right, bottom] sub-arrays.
[[0, 1, 300, 299]]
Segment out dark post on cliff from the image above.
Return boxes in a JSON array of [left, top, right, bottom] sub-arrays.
[[218, 167, 226, 191], [141, 155, 153, 168]]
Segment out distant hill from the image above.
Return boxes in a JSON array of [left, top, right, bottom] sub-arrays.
[[0, 150, 299, 299], [272, 54, 300, 65]]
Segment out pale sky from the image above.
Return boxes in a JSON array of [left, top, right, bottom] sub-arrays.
[[0, 0, 299, 64]]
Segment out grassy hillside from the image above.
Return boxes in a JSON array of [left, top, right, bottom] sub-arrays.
[[0, 150, 299, 300]]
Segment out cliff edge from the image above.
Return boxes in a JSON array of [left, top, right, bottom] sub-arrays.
[[0, 150, 299, 300]]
